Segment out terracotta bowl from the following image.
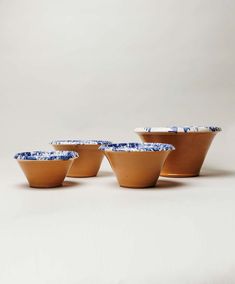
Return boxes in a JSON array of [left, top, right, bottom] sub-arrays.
[[135, 126, 222, 177], [51, 140, 111, 177], [14, 151, 78, 188], [99, 142, 175, 188]]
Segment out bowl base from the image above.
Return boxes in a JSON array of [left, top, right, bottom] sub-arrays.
[[120, 183, 156, 188], [160, 173, 199, 178], [67, 174, 97, 178], [29, 183, 63, 188]]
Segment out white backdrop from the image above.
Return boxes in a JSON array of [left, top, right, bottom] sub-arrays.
[[0, 0, 235, 283]]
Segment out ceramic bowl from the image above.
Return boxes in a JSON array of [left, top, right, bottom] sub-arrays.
[[99, 142, 175, 188], [51, 140, 112, 177], [135, 126, 222, 177], [14, 151, 78, 188]]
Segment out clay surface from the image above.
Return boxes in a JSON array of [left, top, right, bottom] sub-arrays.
[[104, 151, 170, 188], [17, 159, 74, 188], [137, 132, 217, 177], [52, 145, 104, 177]]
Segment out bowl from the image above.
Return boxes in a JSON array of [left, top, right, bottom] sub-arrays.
[[99, 142, 175, 188], [14, 151, 78, 188], [51, 140, 112, 177], [135, 126, 222, 177]]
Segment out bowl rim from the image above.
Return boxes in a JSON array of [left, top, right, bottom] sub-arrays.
[[135, 126, 222, 133], [14, 150, 79, 161], [99, 142, 175, 152], [50, 139, 112, 145]]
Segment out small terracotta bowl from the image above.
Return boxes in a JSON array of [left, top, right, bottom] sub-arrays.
[[135, 126, 222, 177], [14, 151, 78, 188], [99, 142, 175, 188], [51, 140, 112, 177]]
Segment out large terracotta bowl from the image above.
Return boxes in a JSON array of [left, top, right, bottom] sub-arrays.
[[99, 143, 175, 188], [135, 126, 222, 177], [51, 140, 111, 177], [14, 151, 78, 188]]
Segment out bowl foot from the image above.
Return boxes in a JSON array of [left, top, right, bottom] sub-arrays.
[[119, 183, 156, 188], [29, 183, 63, 188], [160, 173, 199, 178], [67, 174, 97, 178]]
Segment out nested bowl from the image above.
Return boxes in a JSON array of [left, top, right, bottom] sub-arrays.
[[51, 140, 111, 177]]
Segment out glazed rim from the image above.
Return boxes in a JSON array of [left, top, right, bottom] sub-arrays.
[[14, 151, 79, 161], [99, 143, 175, 152], [135, 126, 222, 133], [50, 139, 112, 145]]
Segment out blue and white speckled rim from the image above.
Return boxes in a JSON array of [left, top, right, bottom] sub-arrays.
[[51, 140, 112, 145], [14, 151, 79, 161], [99, 143, 175, 152], [135, 126, 222, 133]]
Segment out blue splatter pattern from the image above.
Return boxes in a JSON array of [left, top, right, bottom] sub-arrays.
[[51, 140, 112, 145], [99, 143, 175, 152], [14, 151, 79, 161], [135, 126, 222, 133]]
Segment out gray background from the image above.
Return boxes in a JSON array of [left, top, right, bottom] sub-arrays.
[[0, 0, 234, 166], [0, 1, 235, 283]]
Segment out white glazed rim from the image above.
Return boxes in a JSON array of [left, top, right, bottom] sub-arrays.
[[135, 126, 222, 133]]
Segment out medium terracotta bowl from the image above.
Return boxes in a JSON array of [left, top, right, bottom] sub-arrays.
[[14, 151, 78, 188], [135, 126, 222, 177], [51, 140, 111, 177], [99, 143, 175, 188]]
